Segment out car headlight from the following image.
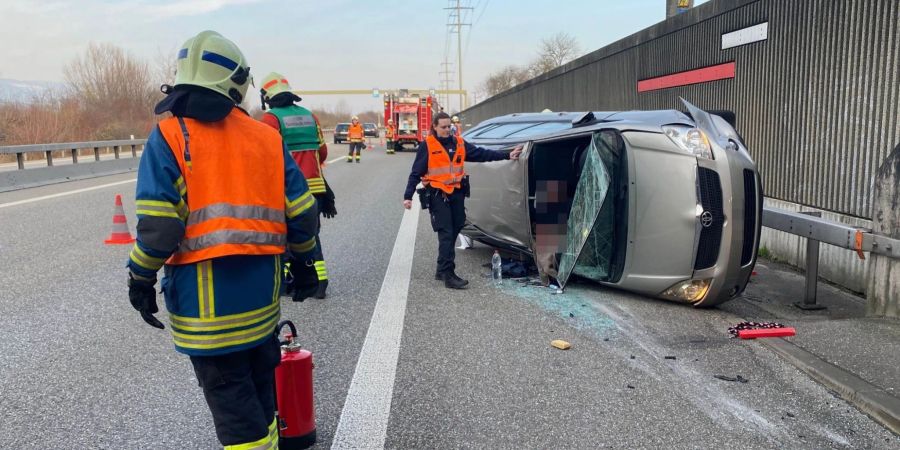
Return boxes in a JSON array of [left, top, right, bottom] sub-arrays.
[[662, 125, 714, 160], [660, 278, 712, 303]]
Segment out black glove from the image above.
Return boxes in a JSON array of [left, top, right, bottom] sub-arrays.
[[289, 260, 319, 302], [319, 180, 337, 219], [128, 273, 165, 329]]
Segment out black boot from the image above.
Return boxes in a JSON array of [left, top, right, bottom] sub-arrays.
[[442, 271, 468, 289], [435, 271, 443, 281], [314, 279, 328, 299]]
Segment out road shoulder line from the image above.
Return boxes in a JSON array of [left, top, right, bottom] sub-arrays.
[[331, 200, 420, 449]]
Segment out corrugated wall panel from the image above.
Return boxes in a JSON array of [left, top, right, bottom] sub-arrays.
[[460, 0, 900, 219]]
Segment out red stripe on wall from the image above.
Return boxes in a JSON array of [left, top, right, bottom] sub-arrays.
[[637, 62, 736, 92]]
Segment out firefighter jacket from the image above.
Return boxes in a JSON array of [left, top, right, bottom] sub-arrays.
[[385, 125, 395, 140], [262, 106, 328, 194], [348, 123, 365, 142], [127, 107, 319, 356]]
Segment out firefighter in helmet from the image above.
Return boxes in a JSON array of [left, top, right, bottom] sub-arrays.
[[347, 116, 365, 163], [259, 72, 336, 299], [126, 30, 320, 448], [450, 115, 462, 137], [385, 119, 396, 154]]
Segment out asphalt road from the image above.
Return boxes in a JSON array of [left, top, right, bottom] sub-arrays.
[[0, 143, 897, 449]]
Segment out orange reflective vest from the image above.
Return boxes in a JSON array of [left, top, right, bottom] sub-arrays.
[[386, 125, 395, 140], [348, 123, 364, 142], [158, 109, 287, 265], [422, 135, 466, 194]]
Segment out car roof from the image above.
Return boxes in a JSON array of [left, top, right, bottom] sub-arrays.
[[464, 110, 693, 145]]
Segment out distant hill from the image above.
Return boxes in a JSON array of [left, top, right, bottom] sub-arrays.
[[0, 79, 66, 103]]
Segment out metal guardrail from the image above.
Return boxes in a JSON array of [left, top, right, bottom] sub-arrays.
[[762, 206, 900, 309], [0, 139, 148, 170]]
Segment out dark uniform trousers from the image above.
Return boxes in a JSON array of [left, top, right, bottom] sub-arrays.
[[429, 188, 466, 274], [189, 335, 281, 446]]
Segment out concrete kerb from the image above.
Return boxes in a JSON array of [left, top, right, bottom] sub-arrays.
[[760, 337, 900, 436]]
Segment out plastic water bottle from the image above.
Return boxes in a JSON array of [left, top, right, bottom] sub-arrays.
[[491, 250, 503, 285]]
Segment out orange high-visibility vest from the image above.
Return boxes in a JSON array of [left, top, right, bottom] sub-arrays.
[[348, 123, 364, 141], [158, 109, 287, 265], [422, 135, 466, 194], [386, 125, 395, 139]]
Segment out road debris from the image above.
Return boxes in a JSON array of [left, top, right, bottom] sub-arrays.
[[664, 356, 677, 360], [551, 340, 572, 350], [714, 374, 749, 383], [729, 321, 796, 339]]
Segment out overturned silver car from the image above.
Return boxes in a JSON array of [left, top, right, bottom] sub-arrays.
[[461, 100, 762, 307]]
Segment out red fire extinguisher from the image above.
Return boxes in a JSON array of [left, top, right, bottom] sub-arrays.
[[275, 320, 316, 449]]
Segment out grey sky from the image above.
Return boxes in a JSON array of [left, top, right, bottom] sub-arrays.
[[0, 0, 708, 112]]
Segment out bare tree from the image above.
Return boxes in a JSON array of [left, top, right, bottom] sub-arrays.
[[480, 65, 532, 97], [530, 32, 581, 76], [154, 47, 178, 89], [65, 42, 158, 139]]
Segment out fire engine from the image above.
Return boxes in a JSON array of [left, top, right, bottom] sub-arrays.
[[383, 92, 441, 152]]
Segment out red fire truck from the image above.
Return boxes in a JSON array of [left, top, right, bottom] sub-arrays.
[[383, 93, 440, 152]]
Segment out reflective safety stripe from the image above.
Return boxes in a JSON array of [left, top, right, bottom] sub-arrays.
[[186, 203, 285, 227], [171, 300, 279, 332], [289, 237, 317, 254], [174, 177, 187, 196], [175, 199, 188, 220], [314, 260, 328, 280], [222, 417, 279, 449], [286, 192, 315, 219], [178, 230, 286, 252], [136, 200, 181, 219], [171, 312, 280, 350], [129, 244, 167, 271], [306, 177, 326, 194], [269, 418, 279, 449], [196, 260, 215, 318], [272, 255, 282, 303]]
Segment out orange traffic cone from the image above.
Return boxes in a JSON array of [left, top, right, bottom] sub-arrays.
[[104, 194, 136, 245]]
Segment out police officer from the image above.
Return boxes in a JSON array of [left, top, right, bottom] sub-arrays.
[[403, 112, 522, 289], [125, 30, 320, 449], [259, 72, 336, 299]]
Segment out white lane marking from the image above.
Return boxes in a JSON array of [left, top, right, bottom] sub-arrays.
[[326, 156, 347, 165], [332, 201, 420, 449], [0, 178, 137, 209]]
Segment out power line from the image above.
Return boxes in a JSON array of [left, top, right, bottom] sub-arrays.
[[444, 0, 472, 111]]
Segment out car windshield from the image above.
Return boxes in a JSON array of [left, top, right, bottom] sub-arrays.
[[364, 124, 375, 129], [556, 130, 626, 287], [336, 124, 349, 131]]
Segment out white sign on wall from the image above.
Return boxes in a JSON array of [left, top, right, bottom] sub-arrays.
[[721, 22, 769, 50]]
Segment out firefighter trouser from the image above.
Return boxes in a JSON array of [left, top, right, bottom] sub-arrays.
[[386, 140, 395, 153], [189, 336, 281, 448], [429, 188, 466, 274], [311, 196, 328, 282], [347, 142, 363, 160]]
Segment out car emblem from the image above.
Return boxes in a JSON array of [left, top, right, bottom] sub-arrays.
[[700, 211, 714, 228]]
